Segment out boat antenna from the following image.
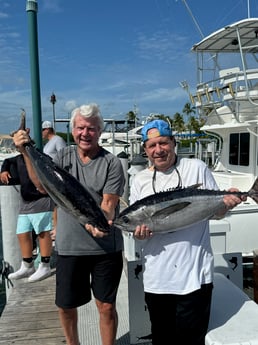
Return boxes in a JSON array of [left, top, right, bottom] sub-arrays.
[[180, 0, 204, 38], [179, 0, 219, 63], [178, 0, 222, 98]]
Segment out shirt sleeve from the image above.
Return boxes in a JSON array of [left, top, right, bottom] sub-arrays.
[[202, 164, 219, 190], [1, 155, 18, 172], [56, 137, 67, 151], [103, 157, 125, 197]]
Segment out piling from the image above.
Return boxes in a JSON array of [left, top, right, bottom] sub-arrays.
[[0, 185, 21, 300], [117, 151, 129, 204]]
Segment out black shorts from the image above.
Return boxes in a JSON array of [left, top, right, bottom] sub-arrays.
[[55, 251, 123, 309]]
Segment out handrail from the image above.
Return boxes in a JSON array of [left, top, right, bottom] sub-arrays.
[[190, 68, 258, 108]]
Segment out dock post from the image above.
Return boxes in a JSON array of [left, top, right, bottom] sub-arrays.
[[0, 185, 21, 300], [117, 151, 129, 205]]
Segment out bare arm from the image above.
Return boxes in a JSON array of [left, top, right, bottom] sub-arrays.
[[85, 193, 120, 238], [50, 207, 57, 241], [101, 193, 120, 222]]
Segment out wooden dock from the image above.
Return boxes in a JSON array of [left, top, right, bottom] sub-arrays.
[[0, 266, 150, 345], [0, 269, 65, 345]]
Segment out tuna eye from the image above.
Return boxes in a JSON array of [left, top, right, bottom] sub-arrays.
[[122, 216, 130, 223]]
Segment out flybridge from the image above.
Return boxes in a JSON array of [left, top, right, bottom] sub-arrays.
[[192, 18, 258, 53], [186, 18, 258, 121]]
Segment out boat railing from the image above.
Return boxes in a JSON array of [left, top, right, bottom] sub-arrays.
[[191, 68, 258, 111]]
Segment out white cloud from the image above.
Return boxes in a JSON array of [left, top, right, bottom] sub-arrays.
[[0, 12, 8, 18], [42, 0, 62, 12], [135, 31, 188, 63], [64, 100, 77, 113]]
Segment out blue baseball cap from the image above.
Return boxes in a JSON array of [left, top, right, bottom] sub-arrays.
[[141, 119, 172, 142]]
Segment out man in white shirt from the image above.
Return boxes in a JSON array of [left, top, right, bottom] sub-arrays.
[[42, 121, 66, 159], [130, 119, 245, 345]]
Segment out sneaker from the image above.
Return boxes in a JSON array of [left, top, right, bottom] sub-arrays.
[[28, 262, 51, 282], [8, 261, 35, 280], [32, 246, 39, 256]]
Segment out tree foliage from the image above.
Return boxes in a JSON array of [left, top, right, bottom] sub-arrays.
[[172, 112, 185, 134], [146, 113, 173, 127]]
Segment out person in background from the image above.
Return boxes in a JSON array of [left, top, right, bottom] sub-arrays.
[[42, 120, 66, 159], [13, 103, 125, 345], [129, 119, 246, 345], [0, 154, 54, 282]]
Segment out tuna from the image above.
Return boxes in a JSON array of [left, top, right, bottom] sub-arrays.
[[25, 146, 110, 231], [114, 179, 258, 233], [14, 111, 110, 232]]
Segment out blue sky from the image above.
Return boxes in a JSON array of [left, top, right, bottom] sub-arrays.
[[0, 0, 256, 135]]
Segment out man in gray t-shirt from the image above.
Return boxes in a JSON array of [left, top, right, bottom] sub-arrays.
[[13, 103, 125, 345]]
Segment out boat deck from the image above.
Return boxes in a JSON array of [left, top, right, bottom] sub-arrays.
[[0, 267, 149, 345]]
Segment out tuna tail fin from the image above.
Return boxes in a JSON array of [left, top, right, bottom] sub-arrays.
[[249, 177, 258, 204], [10, 109, 26, 137], [19, 109, 26, 130]]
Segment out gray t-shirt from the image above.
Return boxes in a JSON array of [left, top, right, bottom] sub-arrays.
[[43, 135, 66, 159], [53, 145, 125, 255], [19, 196, 55, 214]]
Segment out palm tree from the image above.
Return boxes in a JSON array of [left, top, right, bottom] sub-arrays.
[[146, 113, 173, 128], [126, 110, 139, 129], [183, 102, 196, 140], [172, 112, 185, 135]]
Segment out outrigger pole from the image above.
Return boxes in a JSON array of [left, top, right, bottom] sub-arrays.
[[180, 0, 204, 38]]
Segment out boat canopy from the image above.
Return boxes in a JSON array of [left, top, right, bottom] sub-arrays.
[[192, 18, 258, 53]]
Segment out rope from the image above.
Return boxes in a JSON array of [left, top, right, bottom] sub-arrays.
[[0, 259, 13, 288]]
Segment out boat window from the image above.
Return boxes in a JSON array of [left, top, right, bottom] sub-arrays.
[[229, 133, 250, 166]]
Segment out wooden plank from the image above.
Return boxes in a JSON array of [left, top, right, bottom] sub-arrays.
[[0, 270, 66, 345]]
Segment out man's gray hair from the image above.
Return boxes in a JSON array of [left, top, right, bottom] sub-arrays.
[[70, 103, 104, 131]]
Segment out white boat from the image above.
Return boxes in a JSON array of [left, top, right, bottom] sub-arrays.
[[123, 16, 258, 345], [186, 18, 258, 258], [0, 135, 19, 169], [99, 119, 143, 157]]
